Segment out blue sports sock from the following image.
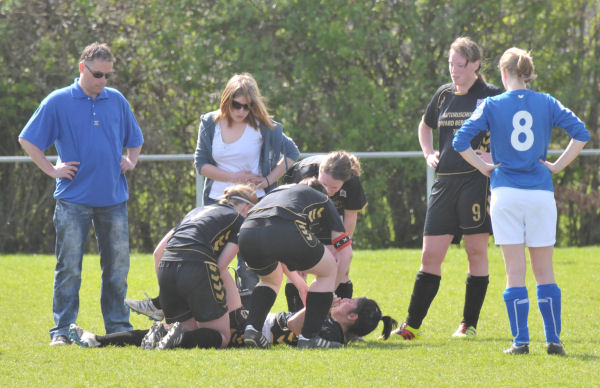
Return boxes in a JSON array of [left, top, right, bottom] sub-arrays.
[[503, 287, 529, 346], [537, 283, 561, 344]]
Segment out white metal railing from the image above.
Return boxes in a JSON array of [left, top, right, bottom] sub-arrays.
[[2, 149, 597, 207]]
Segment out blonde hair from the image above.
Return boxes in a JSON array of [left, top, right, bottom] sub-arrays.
[[215, 73, 274, 129], [320, 151, 362, 182], [450, 37, 483, 76], [498, 47, 537, 84], [220, 184, 258, 206]]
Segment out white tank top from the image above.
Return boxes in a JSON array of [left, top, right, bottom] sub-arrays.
[[209, 122, 264, 199]]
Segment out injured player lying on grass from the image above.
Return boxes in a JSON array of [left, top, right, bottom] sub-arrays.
[[68, 296, 397, 349]]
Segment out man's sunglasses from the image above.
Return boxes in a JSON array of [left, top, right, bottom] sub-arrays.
[[84, 63, 114, 79], [231, 100, 252, 111]]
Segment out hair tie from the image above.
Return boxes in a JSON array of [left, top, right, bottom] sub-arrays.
[[230, 195, 255, 205]]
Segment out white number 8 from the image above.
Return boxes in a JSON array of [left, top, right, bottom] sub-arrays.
[[511, 110, 534, 151]]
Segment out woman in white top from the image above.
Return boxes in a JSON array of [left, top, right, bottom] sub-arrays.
[[125, 74, 299, 319], [194, 73, 300, 302]]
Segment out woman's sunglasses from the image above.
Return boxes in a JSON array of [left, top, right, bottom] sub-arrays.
[[231, 100, 252, 111]]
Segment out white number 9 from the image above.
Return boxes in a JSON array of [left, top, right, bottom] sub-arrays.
[[511, 110, 534, 151]]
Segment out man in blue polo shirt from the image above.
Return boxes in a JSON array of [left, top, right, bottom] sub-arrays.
[[18, 42, 144, 346]]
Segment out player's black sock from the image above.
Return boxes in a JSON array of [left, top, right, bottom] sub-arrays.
[[301, 291, 333, 338], [179, 328, 223, 349], [463, 274, 489, 328], [335, 280, 353, 299], [96, 329, 148, 347], [246, 286, 277, 331], [229, 307, 248, 330], [406, 271, 441, 329], [285, 283, 304, 312], [151, 297, 161, 309]]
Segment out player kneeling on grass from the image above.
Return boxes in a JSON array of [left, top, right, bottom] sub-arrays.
[[239, 178, 353, 349], [72, 184, 258, 350]]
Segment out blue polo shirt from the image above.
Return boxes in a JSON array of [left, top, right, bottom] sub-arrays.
[[19, 78, 144, 206]]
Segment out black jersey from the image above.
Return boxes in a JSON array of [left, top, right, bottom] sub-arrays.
[[282, 155, 367, 214], [423, 77, 501, 174], [269, 312, 346, 346], [162, 203, 244, 263], [246, 183, 345, 236]]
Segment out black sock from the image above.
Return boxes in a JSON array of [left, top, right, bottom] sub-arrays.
[[96, 329, 148, 347], [246, 286, 277, 331], [406, 271, 441, 329], [285, 283, 304, 312], [463, 274, 489, 328], [301, 291, 333, 338], [151, 297, 161, 309], [335, 280, 353, 299], [229, 307, 248, 331], [179, 328, 223, 349]]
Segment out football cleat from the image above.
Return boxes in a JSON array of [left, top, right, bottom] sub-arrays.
[[504, 343, 529, 355], [125, 293, 165, 321], [391, 322, 421, 340], [546, 342, 566, 356], [243, 326, 270, 349], [141, 321, 168, 350], [297, 335, 343, 349], [157, 322, 185, 350], [68, 324, 100, 347], [452, 322, 477, 338]]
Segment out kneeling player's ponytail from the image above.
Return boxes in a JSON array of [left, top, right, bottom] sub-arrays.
[[347, 298, 398, 340]]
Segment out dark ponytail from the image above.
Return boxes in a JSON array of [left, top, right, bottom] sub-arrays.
[[347, 298, 398, 339]]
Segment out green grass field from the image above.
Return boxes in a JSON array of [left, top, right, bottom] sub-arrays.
[[1, 245, 599, 387]]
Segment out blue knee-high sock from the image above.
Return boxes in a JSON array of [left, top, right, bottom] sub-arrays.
[[537, 283, 561, 344], [503, 287, 529, 346]]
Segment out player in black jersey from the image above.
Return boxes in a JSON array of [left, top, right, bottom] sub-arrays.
[[69, 296, 396, 350], [393, 37, 502, 341], [88, 185, 258, 350], [264, 297, 397, 347], [282, 151, 367, 311], [239, 178, 354, 349]]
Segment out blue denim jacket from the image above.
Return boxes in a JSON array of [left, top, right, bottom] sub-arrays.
[[194, 110, 299, 203]]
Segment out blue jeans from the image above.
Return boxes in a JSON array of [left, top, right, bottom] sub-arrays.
[[50, 199, 132, 339]]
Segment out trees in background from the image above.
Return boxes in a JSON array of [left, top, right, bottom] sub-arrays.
[[1, 0, 598, 252]]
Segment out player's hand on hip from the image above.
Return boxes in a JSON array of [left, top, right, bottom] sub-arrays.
[[425, 151, 439, 169], [52, 161, 80, 180], [475, 149, 493, 164]]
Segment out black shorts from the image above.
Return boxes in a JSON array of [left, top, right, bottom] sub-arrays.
[[238, 218, 325, 276], [157, 260, 228, 324], [423, 171, 491, 239]]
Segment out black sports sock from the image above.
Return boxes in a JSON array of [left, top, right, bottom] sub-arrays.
[[335, 280, 353, 299], [406, 271, 441, 329], [96, 329, 148, 347], [463, 274, 489, 328], [229, 307, 248, 331], [246, 286, 277, 331], [301, 291, 333, 338], [179, 328, 223, 349], [285, 283, 304, 312], [151, 297, 161, 309]]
